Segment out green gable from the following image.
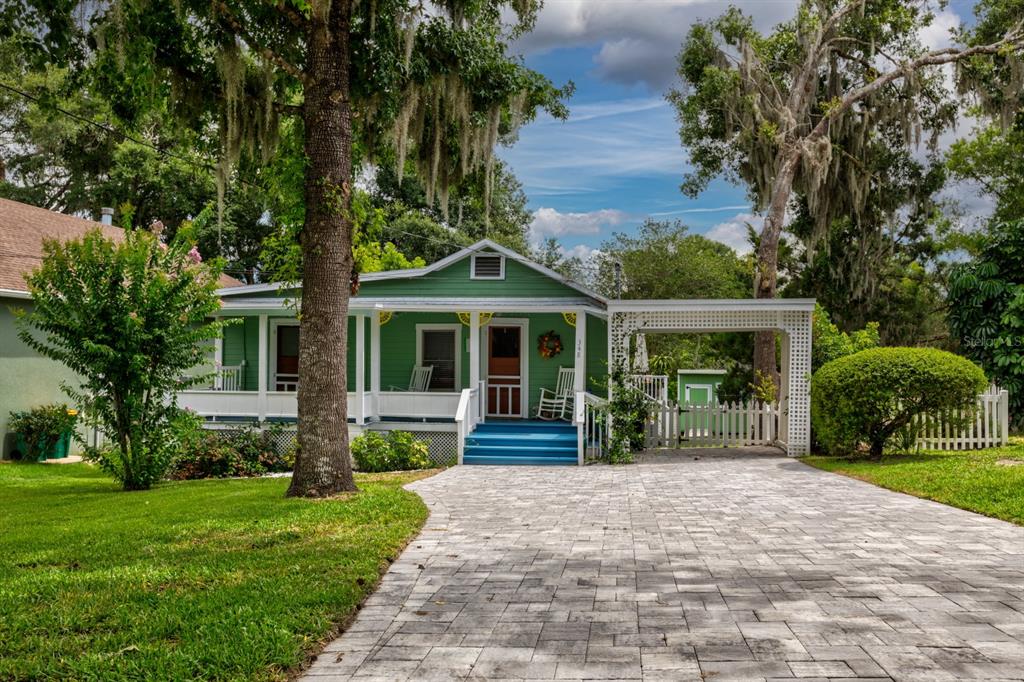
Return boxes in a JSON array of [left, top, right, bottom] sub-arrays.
[[356, 251, 586, 300]]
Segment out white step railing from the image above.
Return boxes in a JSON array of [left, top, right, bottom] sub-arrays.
[[647, 400, 780, 448], [913, 385, 1009, 450], [575, 391, 609, 463], [455, 382, 485, 464], [627, 374, 669, 403]]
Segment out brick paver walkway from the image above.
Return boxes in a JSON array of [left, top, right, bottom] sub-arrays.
[[305, 450, 1024, 680]]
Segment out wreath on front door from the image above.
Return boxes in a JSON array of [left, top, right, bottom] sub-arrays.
[[538, 330, 563, 359]]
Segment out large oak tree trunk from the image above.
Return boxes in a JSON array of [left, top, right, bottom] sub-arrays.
[[753, 152, 799, 395], [287, 0, 357, 497]]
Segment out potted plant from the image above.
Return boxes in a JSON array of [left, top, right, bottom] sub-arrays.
[[8, 404, 78, 461]]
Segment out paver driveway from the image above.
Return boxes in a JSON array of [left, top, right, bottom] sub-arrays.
[[305, 450, 1024, 681]]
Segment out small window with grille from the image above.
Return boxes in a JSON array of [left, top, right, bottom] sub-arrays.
[[471, 254, 504, 280]]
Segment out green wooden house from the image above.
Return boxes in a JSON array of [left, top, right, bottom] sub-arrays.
[[179, 240, 610, 465], [179, 239, 817, 463]]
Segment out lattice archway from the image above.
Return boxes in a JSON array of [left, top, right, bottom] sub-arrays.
[[607, 301, 814, 456]]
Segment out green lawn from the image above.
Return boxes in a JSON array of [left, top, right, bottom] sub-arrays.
[[802, 440, 1024, 525], [0, 462, 432, 681]]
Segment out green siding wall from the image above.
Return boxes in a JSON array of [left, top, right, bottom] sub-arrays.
[[357, 253, 583, 299], [0, 300, 83, 457], [220, 316, 261, 389], [586, 315, 608, 397], [378, 313, 469, 390]]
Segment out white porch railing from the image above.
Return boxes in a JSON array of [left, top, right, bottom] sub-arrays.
[[212, 363, 245, 391], [627, 374, 669, 403], [574, 391, 609, 463], [913, 385, 1009, 450], [647, 400, 780, 448], [456, 382, 484, 464], [377, 391, 462, 420]]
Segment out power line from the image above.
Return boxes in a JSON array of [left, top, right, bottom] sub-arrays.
[[0, 80, 268, 193]]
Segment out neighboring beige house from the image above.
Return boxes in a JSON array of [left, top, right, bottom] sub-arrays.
[[0, 198, 241, 458]]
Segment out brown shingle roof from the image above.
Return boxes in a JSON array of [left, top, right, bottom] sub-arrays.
[[0, 198, 243, 292]]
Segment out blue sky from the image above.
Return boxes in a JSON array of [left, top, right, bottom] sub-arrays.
[[497, 0, 982, 259]]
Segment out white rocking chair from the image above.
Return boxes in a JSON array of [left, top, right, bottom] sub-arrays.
[[389, 365, 433, 392], [536, 366, 575, 421]]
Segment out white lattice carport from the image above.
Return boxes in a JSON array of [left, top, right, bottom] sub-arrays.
[[607, 299, 814, 456]]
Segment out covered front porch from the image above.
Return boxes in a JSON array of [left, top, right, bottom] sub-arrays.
[[177, 298, 609, 429]]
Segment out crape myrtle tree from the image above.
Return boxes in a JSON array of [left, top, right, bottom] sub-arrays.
[[670, 0, 1024, 387], [17, 228, 224, 490], [8, 0, 568, 497]]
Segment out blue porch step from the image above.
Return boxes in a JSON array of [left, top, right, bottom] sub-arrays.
[[463, 421, 578, 466]]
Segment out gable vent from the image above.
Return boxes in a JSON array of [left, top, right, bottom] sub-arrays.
[[471, 254, 505, 280]]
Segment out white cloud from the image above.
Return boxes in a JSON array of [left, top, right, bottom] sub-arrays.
[[529, 207, 628, 244], [649, 204, 751, 217], [918, 9, 959, 51], [512, 0, 799, 91], [704, 212, 763, 254], [561, 243, 603, 261]]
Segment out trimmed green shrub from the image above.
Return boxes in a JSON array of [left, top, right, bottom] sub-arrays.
[[169, 419, 295, 480], [8, 404, 78, 460], [351, 431, 431, 472], [811, 347, 987, 458]]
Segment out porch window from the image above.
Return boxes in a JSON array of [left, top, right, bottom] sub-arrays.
[[419, 328, 457, 391]]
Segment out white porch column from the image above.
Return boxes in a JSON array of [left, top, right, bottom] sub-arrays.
[[213, 330, 223, 390], [778, 331, 790, 446], [355, 314, 366, 425], [257, 314, 268, 421], [370, 310, 381, 421], [469, 312, 481, 390], [782, 310, 813, 456], [469, 312, 482, 422], [574, 310, 587, 465], [573, 309, 587, 394]]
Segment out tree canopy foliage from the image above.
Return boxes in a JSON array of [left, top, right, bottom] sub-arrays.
[[671, 0, 1023, 383]]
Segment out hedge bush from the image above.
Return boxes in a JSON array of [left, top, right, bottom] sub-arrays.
[[351, 431, 431, 472], [169, 419, 295, 480], [811, 347, 987, 457]]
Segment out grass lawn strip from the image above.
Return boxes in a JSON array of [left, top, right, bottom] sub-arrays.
[[802, 441, 1024, 526], [0, 463, 433, 681]]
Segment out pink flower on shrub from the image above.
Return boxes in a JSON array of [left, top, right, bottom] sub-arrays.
[[188, 246, 202, 264]]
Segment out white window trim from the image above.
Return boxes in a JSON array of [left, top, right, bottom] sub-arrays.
[[470, 253, 505, 280], [269, 318, 301, 392], [415, 324, 462, 392]]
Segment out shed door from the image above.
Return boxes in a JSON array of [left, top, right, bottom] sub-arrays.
[[487, 326, 521, 417], [684, 384, 712, 405]]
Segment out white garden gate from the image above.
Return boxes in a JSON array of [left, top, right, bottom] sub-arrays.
[[646, 400, 781, 448]]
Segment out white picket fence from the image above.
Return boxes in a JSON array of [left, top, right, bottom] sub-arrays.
[[912, 385, 1009, 451], [646, 400, 780, 449]]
